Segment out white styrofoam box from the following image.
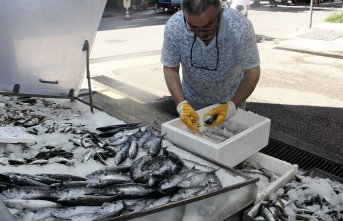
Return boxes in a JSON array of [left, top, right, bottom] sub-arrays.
[[243, 152, 298, 203], [161, 106, 271, 167]]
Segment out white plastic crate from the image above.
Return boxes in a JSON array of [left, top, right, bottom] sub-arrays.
[[241, 152, 298, 203], [161, 106, 271, 167]]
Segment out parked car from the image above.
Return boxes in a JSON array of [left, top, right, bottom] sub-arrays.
[[225, 0, 260, 8], [250, 0, 260, 7], [155, 0, 181, 11]]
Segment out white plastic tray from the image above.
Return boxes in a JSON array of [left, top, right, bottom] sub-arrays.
[[242, 152, 298, 203]]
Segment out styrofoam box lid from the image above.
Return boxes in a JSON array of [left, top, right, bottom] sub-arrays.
[[0, 0, 107, 97]]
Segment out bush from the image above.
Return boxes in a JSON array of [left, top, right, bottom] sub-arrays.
[[325, 12, 343, 23]]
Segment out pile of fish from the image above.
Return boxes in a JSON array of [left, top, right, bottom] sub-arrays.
[[0, 96, 225, 220], [201, 119, 249, 142], [251, 175, 343, 221], [0, 96, 92, 166], [0, 96, 169, 166], [0, 149, 222, 221]]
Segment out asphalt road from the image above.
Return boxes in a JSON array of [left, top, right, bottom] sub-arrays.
[[87, 2, 343, 164]]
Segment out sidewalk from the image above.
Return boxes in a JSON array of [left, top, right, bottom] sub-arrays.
[[277, 22, 343, 57]]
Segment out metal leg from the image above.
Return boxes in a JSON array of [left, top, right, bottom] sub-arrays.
[[82, 40, 94, 113]]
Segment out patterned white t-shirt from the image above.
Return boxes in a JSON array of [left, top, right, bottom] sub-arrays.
[[161, 8, 260, 109]]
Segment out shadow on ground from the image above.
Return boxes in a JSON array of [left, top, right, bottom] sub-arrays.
[[247, 102, 343, 162]]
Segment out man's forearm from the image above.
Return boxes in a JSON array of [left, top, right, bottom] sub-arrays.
[[231, 66, 260, 107], [163, 65, 184, 106]]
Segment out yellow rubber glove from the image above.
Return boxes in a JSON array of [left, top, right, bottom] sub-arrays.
[[203, 101, 236, 127], [176, 101, 200, 133]]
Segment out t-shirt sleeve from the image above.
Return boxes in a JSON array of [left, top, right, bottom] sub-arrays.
[[237, 20, 260, 69], [160, 18, 181, 67]]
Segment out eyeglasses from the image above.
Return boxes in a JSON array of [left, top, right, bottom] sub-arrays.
[[184, 14, 220, 71], [190, 33, 219, 71], [183, 14, 220, 34]]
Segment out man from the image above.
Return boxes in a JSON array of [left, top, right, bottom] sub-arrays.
[[161, 0, 260, 132]]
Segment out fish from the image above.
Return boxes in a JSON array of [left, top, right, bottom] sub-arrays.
[[7, 159, 27, 166], [182, 159, 218, 173], [170, 186, 206, 202], [103, 145, 122, 154], [86, 173, 132, 187], [138, 131, 155, 149], [50, 206, 100, 219], [93, 148, 108, 166], [202, 130, 227, 142], [2, 199, 63, 210], [81, 149, 94, 163], [96, 123, 141, 132], [34, 148, 73, 160], [204, 114, 218, 125], [92, 183, 159, 199], [44, 124, 56, 133], [13, 207, 59, 221], [50, 181, 88, 189], [163, 148, 184, 168], [152, 160, 183, 179], [147, 134, 166, 157], [138, 130, 153, 148], [57, 195, 118, 206], [94, 200, 124, 218], [0, 182, 19, 192], [2, 186, 57, 201], [114, 142, 131, 165], [130, 155, 153, 183], [17, 97, 37, 105], [98, 126, 140, 138], [145, 196, 171, 209], [141, 155, 168, 171], [2, 173, 49, 187], [159, 170, 191, 193], [36, 174, 86, 182], [177, 172, 210, 188], [207, 173, 223, 189], [88, 165, 131, 176], [14, 115, 45, 128], [128, 140, 138, 159], [107, 135, 131, 146], [121, 199, 147, 215], [51, 187, 95, 200], [17, 173, 60, 185], [28, 159, 50, 165]]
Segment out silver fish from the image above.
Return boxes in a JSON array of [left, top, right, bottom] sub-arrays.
[[170, 186, 206, 202], [145, 196, 171, 209], [94, 200, 124, 217], [2, 199, 62, 210], [182, 159, 218, 173], [114, 142, 131, 165], [128, 140, 138, 159]]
